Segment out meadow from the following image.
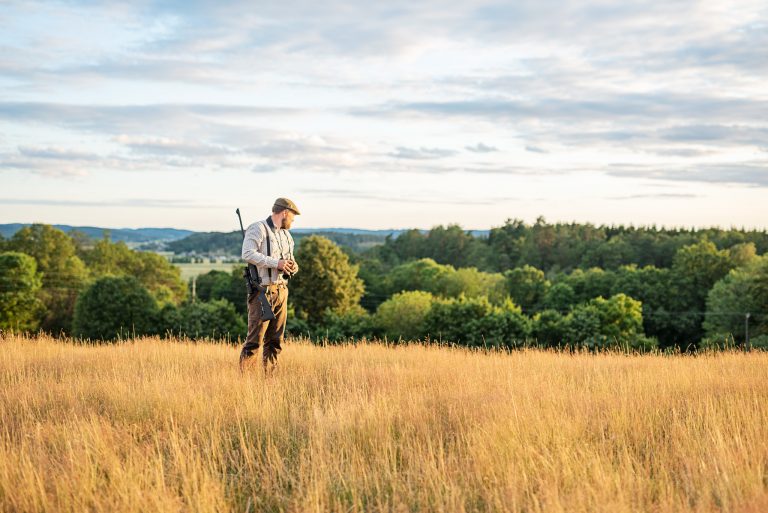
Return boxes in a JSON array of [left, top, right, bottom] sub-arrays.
[[174, 262, 239, 282], [1, 334, 767, 513]]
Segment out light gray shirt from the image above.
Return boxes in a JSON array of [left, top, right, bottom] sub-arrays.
[[241, 219, 295, 285]]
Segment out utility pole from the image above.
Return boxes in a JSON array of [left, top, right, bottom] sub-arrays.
[[745, 313, 750, 351]]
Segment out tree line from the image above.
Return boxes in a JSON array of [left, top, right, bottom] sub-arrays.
[[1, 221, 766, 351]]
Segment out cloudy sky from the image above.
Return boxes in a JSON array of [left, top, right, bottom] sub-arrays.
[[1, 0, 766, 231]]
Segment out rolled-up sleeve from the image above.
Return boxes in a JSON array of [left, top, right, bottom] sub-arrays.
[[241, 223, 280, 269]]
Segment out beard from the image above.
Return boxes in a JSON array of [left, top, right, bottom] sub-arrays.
[[283, 217, 293, 229]]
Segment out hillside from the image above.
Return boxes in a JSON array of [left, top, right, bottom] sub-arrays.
[[167, 229, 397, 255], [0, 224, 193, 243]]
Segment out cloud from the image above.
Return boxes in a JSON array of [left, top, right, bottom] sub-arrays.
[[0, 102, 303, 136], [18, 146, 101, 161], [465, 142, 498, 153], [390, 146, 458, 160], [607, 162, 768, 187], [114, 135, 237, 157], [297, 187, 521, 205], [358, 94, 768, 124], [605, 193, 701, 200], [1, 0, 767, 198], [0, 197, 226, 209]]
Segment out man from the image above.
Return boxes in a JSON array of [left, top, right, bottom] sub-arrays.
[[239, 197, 300, 372]]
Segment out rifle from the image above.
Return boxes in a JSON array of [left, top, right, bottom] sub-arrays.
[[236, 208, 276, 321]]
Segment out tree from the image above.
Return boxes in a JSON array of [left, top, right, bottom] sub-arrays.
[[532, 309, 569, 347], [564, 268, 617, 303], [388, 258, 454, 296], [314, 306, 377, 342], [704, 256, 768, 344], [83, 237, 186, 304], [160, 299, 246, 341], [424, 224, 483, 269], [487, 218, 526, 271], [542, 282, 576, 312], [375, 290, 435, 341], [728, 242, 758, 268], [438, 267, 507, 304], [7, 224, 88, 333], [423, 296, 530, 348], [611, 265, 677, 348], [669, 240, 734, 347], [563, 294, 653, 350], [290, 235, 365, 324], [193, 269, 244, 313], [0, 252, 43, 332], [504, 265, 550, 312], [72, 276, 158, 340]]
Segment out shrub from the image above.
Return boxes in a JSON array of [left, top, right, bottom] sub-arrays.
[[73, 276, 158, 340], [375, 291, 435, 341]]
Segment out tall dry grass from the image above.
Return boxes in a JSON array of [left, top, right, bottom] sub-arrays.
[[1, 333, 767, 513]]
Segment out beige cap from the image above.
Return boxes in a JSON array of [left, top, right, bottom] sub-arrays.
[[274, 197, 301, 215]]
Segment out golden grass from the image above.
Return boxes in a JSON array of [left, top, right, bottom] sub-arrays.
[[1, 334, 767, 513]]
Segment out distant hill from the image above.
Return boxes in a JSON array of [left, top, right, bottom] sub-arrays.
[[0, 223, 489, 254], [167, 229, 397, 255], [0, 224, 194, 243]]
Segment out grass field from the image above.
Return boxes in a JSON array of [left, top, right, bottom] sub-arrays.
[[1, 334, 767, 513], [174, 262, 239, 282]]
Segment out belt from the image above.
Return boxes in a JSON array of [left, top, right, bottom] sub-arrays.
[[265, 282, 287, 289]]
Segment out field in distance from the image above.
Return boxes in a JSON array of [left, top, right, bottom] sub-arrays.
[[1, 335, 767, 513], [174, 262, 239, 281]]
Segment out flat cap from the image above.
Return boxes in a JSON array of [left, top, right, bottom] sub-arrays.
[[274, 197, 301, 215]]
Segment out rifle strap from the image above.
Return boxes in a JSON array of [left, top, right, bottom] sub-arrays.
[[264, 218, 274, 282]]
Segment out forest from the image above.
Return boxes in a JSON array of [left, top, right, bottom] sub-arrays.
[[1, 219, 766, 351]]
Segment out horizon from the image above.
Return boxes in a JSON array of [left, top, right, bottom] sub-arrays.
[[1, 1, 766, 230], [2, 217, 766, 235]]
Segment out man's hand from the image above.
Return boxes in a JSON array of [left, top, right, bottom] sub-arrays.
[[278, 259, 298, 274]]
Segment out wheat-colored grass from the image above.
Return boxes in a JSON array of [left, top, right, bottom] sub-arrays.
[[1, 334, 767, 513]]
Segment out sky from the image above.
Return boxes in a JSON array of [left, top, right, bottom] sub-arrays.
[[0, 0, 766, 232]]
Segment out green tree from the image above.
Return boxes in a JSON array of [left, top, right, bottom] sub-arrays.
[[563, 294, 653, 350], [7, 224, 89, 333], [388, 258, 454, 296], [564, 268, 617, 303], [532, 309, 569, 347], [424, 224, 484, 269], [487, 218, 526, 270], [160, 299, 246, 341], [728, 242, 758, 268], [504, 265, 550, 312], [423, 296, 530, 348], [314, 306, 377, 342], [542, 282, 576, 312], [0, 252, 44, 331], [193, 269, 243, 313], [669, 240, 734, 347], [83, 237, 186, 304], [356, 256, 391, 312], [291, 235, 365, 324], [438, 267, 507, 304], [704, 256, 768, 344], [375, 290, 435, 341], [72, 276, 158, 340], [611, 265, 676, 347]]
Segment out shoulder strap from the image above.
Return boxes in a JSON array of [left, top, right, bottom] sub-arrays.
[[262, 218, 272, 256]]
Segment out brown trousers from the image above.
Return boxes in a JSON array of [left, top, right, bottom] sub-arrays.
[[242, 283, 288, 365]]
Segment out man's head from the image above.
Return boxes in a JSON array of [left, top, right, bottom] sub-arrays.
[[272, 197, 300, 229]]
